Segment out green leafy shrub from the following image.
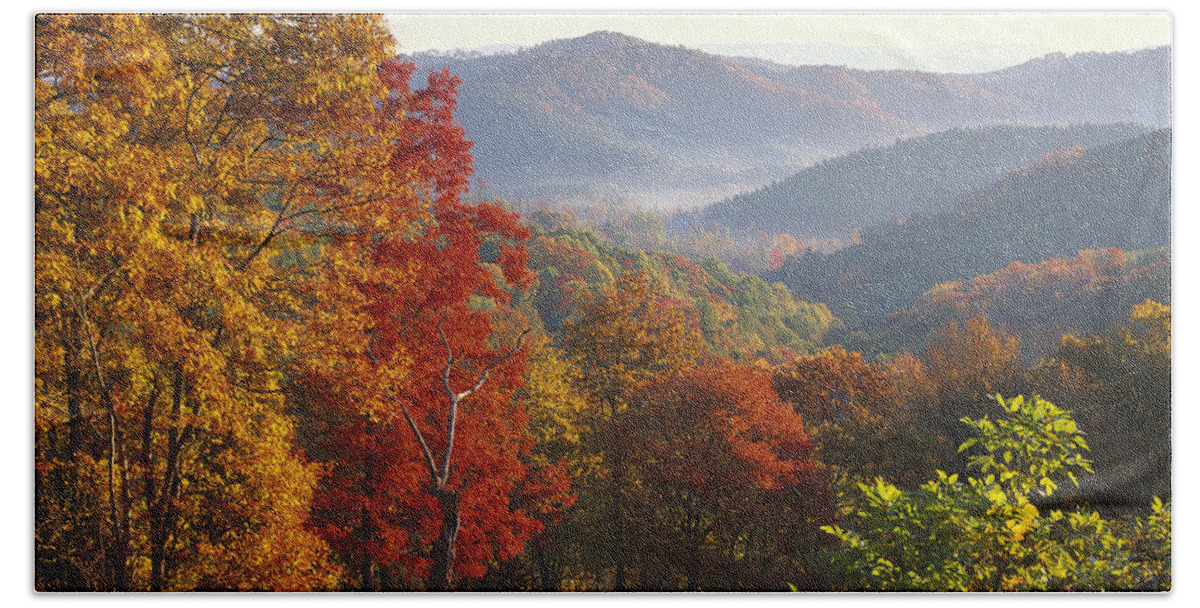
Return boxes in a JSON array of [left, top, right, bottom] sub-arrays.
[[821, 395, 1170, 591]]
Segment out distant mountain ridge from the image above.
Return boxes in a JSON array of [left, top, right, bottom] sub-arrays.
[[409, 32, 1170, 208], [961, 46, 1171, 127], [727, 55, 1018, 131], [412, 31, 914, 207], [728, 45, 1170, 131], [693, 123, 1152, 241], [770, 129, 1171, 327]]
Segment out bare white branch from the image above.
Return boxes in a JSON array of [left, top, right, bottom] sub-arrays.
[[434, 323, 531, 485], [396, 394, 439, 482], [455, 329, 532, 402]]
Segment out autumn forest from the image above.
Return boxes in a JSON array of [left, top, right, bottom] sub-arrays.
[[34, 15, 1171, 592]]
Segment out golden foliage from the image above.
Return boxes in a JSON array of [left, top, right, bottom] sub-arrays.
[[35, 14, 406, 591]]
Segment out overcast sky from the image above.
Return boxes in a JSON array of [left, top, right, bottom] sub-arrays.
[[386, 12, 1171, 72]]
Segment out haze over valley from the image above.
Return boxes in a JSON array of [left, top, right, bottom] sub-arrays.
[[409, 32, 1169, 211], [36, 15, 1173, 592]]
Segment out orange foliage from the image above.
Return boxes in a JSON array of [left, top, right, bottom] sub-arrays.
[[925, 313, 1022, 398], [35, 14, 407, 590], [892, 247, 1167, 359], [774, 346, 942, 484], [35, 13, 565, 592], [297, 52, 564, 590], [622, 362, 832, 590]]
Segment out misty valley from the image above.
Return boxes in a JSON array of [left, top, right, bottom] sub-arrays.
[[35, 16, 1170, 592]]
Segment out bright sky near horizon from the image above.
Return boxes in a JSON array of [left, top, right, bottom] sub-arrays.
[[386, 13, 1171, 72]]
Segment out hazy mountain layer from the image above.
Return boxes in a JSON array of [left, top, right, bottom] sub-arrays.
[[410, 32, 1169, 209], [961, 46, 1171, 127], [770, 129, 1171, 327], [413, 31, 913, 207], [695, 123, 1152, 241]]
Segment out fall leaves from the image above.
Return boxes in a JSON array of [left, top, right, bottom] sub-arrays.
[[35, 13, 822, 592], [35, 13, 1170, 593], [36, 13, 402, 591], [34, 13, 546, 591]]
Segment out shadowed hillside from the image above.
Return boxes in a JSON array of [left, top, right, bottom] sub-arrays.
[[693, 123, 1151, 241], [413, 35, 1169, 209], [770, 129, 1171, 327]]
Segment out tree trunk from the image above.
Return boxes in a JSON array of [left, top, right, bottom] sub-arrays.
[[115, 442, 132, 590], [357, 421, 380, 591], [150, 370, 186, 591], [534, 540, 560, 591], [611, 442, 630, 591], [104, 394, 130, 590], [614, 560, 627, 592], [427, 486, 460, 591], [355, 505, 378, 591], [61, 317, 82, 458]]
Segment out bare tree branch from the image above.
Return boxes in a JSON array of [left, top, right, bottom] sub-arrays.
[[396, 394, 439, 482], [455, 329, 531, 402], [80, 263, 121, 305], [434, 316, 531, 485], [437, 312, 454, 402]]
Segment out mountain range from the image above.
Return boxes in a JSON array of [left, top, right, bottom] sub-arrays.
[[691, 123, 1152, 241], [770, 129, 1171, 328], [410, 32, 1170, 209]]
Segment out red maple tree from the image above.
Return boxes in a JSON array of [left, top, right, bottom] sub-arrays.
[[301, 59, 568, 591], [621, 361, 832, 590]]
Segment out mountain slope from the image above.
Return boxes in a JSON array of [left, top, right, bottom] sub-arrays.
[[729, 57, 1018, 131], [694, 123, 1151, 241], [961, 46, 1171, 127], [877, 247, 1170, 361], [730, 46, 1171, 132], [771, 129, 1171, 326], [411, 34, 1170, 209], [411, 32, 920, 207]]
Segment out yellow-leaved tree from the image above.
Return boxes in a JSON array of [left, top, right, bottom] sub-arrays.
[[557, 269, 707, 590], [35, 14, 416, 590]]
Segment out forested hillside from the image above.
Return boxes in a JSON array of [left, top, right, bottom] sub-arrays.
[[518, 209, 840, 363], [35, 15, 1172, 593], [876, 247, 1170, 361], [414, 34, 1169, 208], [412, 31, 918, 207], [772, 129, 1171, 326], [695, 123, 1150, 240]]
